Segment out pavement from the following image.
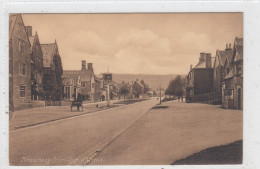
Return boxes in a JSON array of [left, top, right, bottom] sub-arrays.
[[10, 100, 124, 130], [9, 99, 242, 165]]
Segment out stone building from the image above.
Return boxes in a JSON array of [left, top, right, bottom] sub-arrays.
[[222, 37, 243, 110], [26, 27, 44, 101], [41, 40, 63, 101], [213, 44, 233, 104], [9, 14, 32, 111], [62, 60, 96, 102], [186, 53, 214, 103]]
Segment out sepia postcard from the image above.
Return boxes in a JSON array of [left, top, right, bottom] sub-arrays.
[[1, 1, 260, 169], [8, 12, 243, 166]]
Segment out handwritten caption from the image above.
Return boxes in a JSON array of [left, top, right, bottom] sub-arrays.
[[20, 156, 104, 164]]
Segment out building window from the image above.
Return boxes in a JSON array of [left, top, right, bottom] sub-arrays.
[[65, 86, 70, 98], [20, 85, 26, 97], [224, 89, 234, 99], [237, 64, 242, 75], [19, 41, 24, 53], [19, 62, 26, 75], [82, 82, 86, 87]]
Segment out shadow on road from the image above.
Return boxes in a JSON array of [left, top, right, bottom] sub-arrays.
[[171, 140, 242, 165], [151, 106, 169, 109]]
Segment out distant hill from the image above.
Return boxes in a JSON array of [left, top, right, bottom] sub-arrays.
[[111, 74, 185, 90]]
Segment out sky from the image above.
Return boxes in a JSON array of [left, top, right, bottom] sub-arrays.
[[22, 13, 243, 75]]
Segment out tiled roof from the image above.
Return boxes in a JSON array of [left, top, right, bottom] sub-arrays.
[[62, 70, 81, 78], [134, 81, 144, 88], [237, 45, 243, 60], [9, 14, 18, 38], [223, 49, 233, 66], [41, 43, 56, 67], [218, 51, 225, 66], [63, 70, 93, 82]]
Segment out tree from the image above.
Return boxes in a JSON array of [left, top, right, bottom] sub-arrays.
[[166, 75, 186, 97], [132, 82, 143, 98], [140, 79, 150, 93], [119, 84, 130, 100]]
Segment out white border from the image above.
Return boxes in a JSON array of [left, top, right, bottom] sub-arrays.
[[1, 0, 260, 169]]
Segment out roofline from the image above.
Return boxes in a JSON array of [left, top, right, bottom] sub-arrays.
[[9, 14, 18, 39], [40, 43, 56, 45], [19, 14, 31, 48]]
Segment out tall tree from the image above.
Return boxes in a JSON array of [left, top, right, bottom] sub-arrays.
[[140, 79, 150, 93], [119, 84, 130, 100], [166, 75, 186, 97]]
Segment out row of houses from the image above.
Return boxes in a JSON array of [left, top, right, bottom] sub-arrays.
[[62, 61, 155, 102], [62, 60, 106, 102], [9, 14, 156, 111], [186, 37, 243, 110], [9, 14, 63, 111]]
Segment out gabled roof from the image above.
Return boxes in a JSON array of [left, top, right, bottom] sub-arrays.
[[233, 37, 243, 61], [9, 14, 31, 45], [218, 51, 225, 66], [41, 43, 56, 67], [62, 70, 81, 78], [9, 14, 18, 38], [223, 49, 233, 66], [134, 81, 144, 88]]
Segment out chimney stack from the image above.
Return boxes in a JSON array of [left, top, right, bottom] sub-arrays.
[[200, 53, 206, 62], [226, 43, 228, 50], [81, 60, 86, 70], [229, 43, 232, 49], [25, 26, 32, 37], [190, 64, 192, 71], [87, 63, 93, 71], [205, 53, 212, 68]]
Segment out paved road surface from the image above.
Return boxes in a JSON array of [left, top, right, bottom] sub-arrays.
[[89, 101, 242, 165], [9, 98, 159, 165], [10, 99, 242, 165]]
